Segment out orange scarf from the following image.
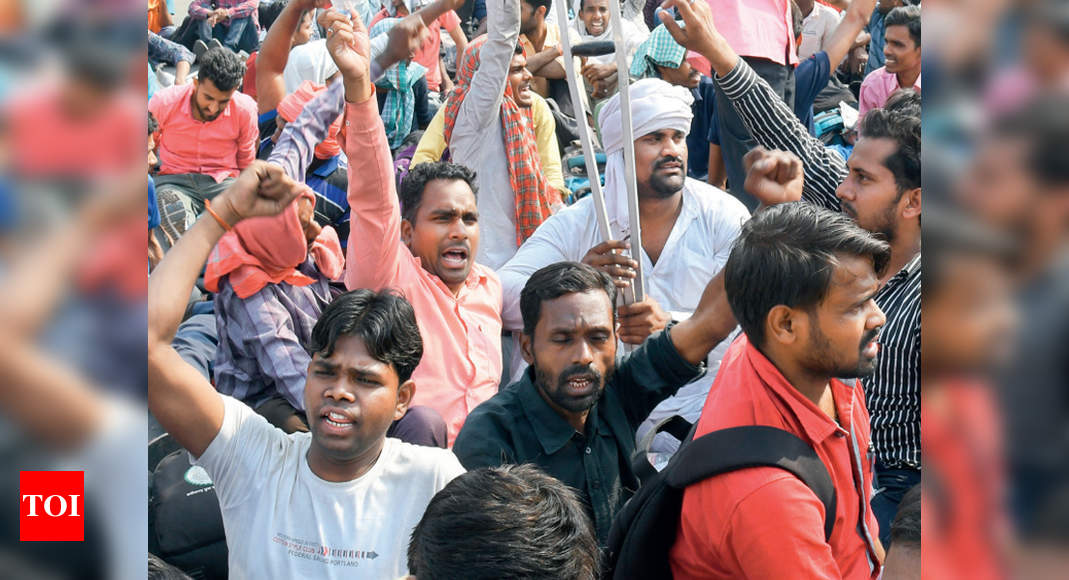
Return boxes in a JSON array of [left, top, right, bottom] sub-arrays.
[[204, 189, 344, 299]]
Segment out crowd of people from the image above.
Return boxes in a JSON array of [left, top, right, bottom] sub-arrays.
[[147, 0, 926, 577]]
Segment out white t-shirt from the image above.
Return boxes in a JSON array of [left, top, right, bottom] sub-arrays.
[[799, 3, 842, 60], [193, 396, 465, 579]]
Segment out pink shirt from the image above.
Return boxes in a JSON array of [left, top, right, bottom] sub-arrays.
[[344, 94, 503, 446], [370, 9, 460, 92], [148, 83, 258, 182], [704, 0, 797, 66], [857, 65, 922, 119]]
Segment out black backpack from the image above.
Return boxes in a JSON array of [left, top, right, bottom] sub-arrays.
[[605, 421, 837, 579]]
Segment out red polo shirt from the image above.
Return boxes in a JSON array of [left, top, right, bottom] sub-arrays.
[[670, 335, 882, 579]]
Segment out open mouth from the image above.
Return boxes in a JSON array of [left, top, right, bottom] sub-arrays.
[[564, 375, 596, 395], [441, 247, 469, 268], [321, 409, 355, 430], [862, 339, 880, 359], [590, 21, 604, 34]]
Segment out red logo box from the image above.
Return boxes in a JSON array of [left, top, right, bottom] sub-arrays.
[[20, 471, 84, 541]]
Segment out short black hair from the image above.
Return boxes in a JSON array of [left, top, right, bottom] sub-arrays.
[[520, 262, 617, 336], [885, 4, 921, 47], [889, 484, 921, 547], [408, 464, 599, 579], [306, 289, 424, 384], [724, 203, 891, 348], [883, 88, 921, 118], [197, 47, 246, 92], [524, 0, 552, 14], [398, 161, 478, 224], [790, 1, 803, 41], [990, 96, 1069, 188], [858, 108, 921, 193], [148, 111, 158, 135]]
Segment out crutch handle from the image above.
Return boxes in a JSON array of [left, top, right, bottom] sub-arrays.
[[571, 41, 616, 57]]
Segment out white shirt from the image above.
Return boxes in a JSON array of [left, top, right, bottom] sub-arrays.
[[194, 396, 465, 579], [498, 178, 750, 449], [450, 0, 523, 270], [799, 3, 841, 60]]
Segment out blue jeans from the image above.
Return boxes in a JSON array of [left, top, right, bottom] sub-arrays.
[[870, 463, 921, 548], [195, 15, 258, 53]]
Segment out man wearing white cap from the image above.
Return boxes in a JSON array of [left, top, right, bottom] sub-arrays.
[[497, 77, 749, 462]]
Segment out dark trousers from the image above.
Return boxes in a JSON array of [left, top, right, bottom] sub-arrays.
[[179, 15, 259, 53], [870, 462, 921, 548], [713, 56, 795, 211]]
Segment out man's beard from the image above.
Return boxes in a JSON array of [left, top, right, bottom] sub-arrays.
[[646, 156, 687, 199], [533, 361, 609, 414], [803, 319, 881, 380]]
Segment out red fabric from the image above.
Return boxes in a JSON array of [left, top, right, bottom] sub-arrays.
[[442, 35, 559, 246], [242, 52, 258, 100], [203, 188, 344, 299], [670, 335, 882, 579], [77, 216, 148, 299], [276, 80, 343, 159]]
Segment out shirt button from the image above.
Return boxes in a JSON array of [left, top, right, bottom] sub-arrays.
[[585, 447, 592, 455]]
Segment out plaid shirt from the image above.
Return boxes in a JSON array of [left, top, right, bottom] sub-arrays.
[[189, 0, 259, 27]]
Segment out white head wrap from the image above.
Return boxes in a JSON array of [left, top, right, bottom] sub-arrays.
[[597, 78, 694, 236], [282, 39, 340, 95]]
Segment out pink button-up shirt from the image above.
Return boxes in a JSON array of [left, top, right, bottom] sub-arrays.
[[148, 83, 258, 183], [344, 95, 503, 446], [704, 0, 797, 66], [858, 65, 922, 120]]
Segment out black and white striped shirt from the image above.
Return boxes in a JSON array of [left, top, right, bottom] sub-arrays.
[[717, 60, 921, 469]]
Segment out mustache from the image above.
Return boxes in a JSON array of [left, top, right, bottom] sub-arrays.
[[654, 156, 684, 169], [557, 364, 602, 387], [860, 328, 880, 349]]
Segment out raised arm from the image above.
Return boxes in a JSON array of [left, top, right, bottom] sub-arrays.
[[257, 0, 329, 115], [456, 0, 521, 132], [823, 0, 877, 71], [666, 269, 736, 366], [659, 0, 846, 212], [269, 79, 345, 180], [148, 162, 303, 457]]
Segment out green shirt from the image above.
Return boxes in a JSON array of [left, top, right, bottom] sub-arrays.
[[453, 328, 705, 544]]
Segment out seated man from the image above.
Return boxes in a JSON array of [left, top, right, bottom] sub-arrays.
[[408, 464, 600, 579], [575, 0, 647, 103], [858, 5, 921, 119], [670, 202, 887, 578], [454, 261, 737, 545], [518, 0, 581, 104], [445, 0, 563, 270], [149, 47, 257, 247], [183, 0, 262, 55], [498, 78, 749, 462], [325, 7, 503, 444], [147, 161, 465, 578]]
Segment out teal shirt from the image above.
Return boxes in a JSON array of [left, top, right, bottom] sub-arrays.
[[454, 328, 704, 545]]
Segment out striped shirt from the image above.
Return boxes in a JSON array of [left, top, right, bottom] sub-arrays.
[[717, 58, 921, 469]]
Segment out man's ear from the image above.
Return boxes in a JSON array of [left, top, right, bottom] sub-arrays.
[[537, 6, 547, 19], [901, 187, 921, 220], [400, 218, 414, 248], [766, 305, 803, 347], [395, 380, 415, 421], [520, 332, 535, 365]]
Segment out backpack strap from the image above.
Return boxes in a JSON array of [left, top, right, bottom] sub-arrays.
[[631, 415, 694, 485], [665, 425, 837, 541]]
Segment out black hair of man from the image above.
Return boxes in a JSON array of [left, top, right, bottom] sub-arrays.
[[858, 107, 921, 193], [148, 111, 159, 135], [921, 205, 1017, 299], [524, 0, 553, 15], [990, 96, 1069, 188], [408, 464, 599, 580], [520, 261, 618, 336], [148, 554, 193, 580], [197, 47, 246, 92], [883, 88, 921, 119], [398, 161, 478, 224], [889, 484, 921, 547], [790, 1, 803, 42], [305, 289, 424, 384], [885, 4, 921, 47], [724, 203, 891, 349]]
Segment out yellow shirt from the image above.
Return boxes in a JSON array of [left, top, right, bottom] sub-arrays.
[[412, 93, 567, 195]]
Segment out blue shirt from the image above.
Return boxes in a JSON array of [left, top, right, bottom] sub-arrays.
[[794, 51, 832, 136], [865, 9, 887, 76], [687, 76, 719, 180]]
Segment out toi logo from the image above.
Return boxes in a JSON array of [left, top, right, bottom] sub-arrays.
[[20, 471, 84, 542]]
